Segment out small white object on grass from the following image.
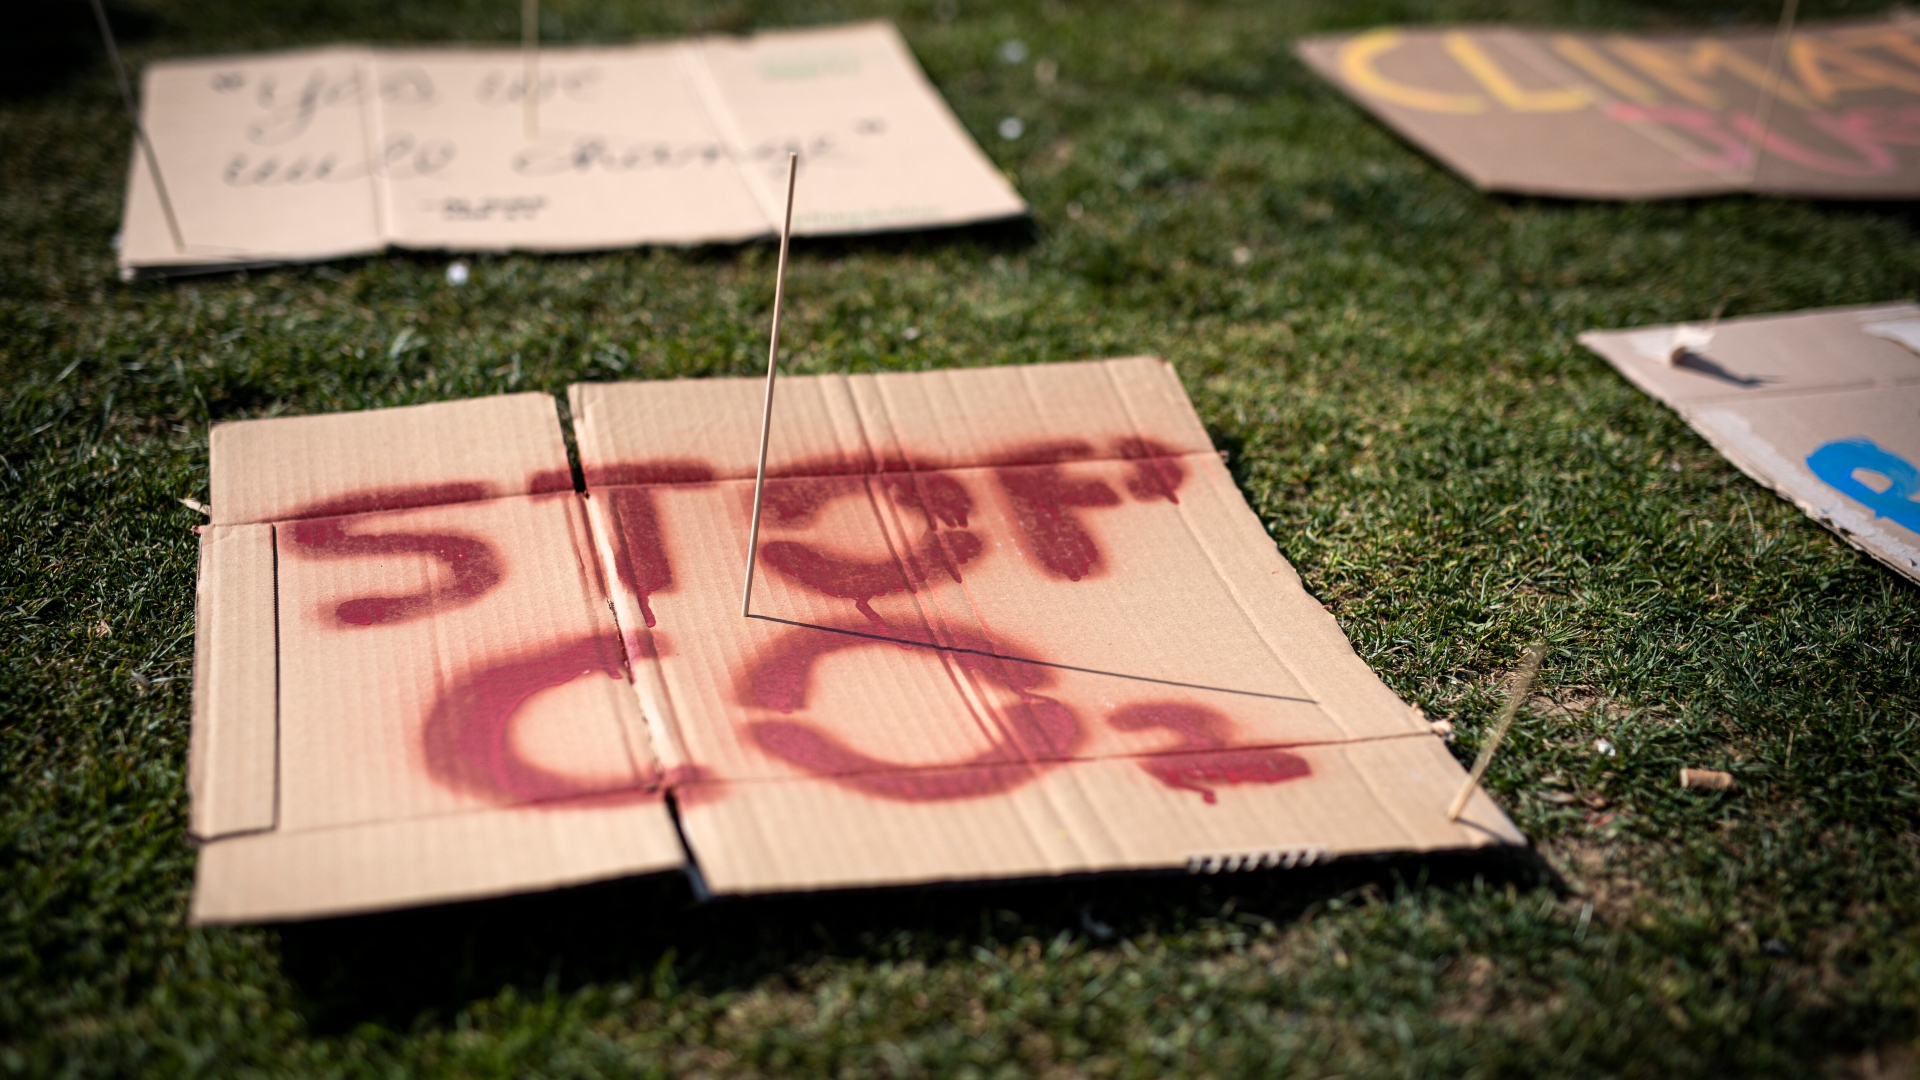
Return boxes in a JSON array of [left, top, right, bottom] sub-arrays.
[[447, 261, 470, 285], [904, 326, 921, 341], [1667, 324, 1713, 365], [1231, 246, 1252, 266], [998, 39, 1029, 64], [1594, 738, 1616, 757], [998, 117, 1025, 140]]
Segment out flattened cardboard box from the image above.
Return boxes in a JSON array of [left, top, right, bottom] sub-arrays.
[[1581, 304, 1920, 585], [1296, 18, 1920, 199], [191, 359, 1521, 923], [122, 21, 1025, 274]]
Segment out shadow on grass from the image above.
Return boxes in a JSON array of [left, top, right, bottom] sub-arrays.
[[278, 844, 1559, 1034], [125, 216, 1042, 286]]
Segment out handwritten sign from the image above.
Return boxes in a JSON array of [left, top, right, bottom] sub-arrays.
[[1581, 304, 1920, 584], [1295, 19, 1920, 199], [185, 362, 1520, 923], [121, 22, 1026, 273]]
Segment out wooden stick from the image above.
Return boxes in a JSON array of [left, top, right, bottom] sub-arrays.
[[522, 0, 539, 140], [89, 0, 184, 254], [741, 152, 801, 618], [1446, 643, 1547, 822], [1743, 0, 1800, 183]]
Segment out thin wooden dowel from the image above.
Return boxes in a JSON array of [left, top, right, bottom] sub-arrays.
[[89, 0, 184, 254], [523, 0, 539, 140], [1447, 643, 1547, 822], [1743, 0, 1800, 182], [741, 152, 800, 618]]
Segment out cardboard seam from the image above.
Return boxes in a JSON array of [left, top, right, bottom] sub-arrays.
[[563, 493, 655, 783], [200, 786, 676, 842], [354, 51, 392, 246], [242, 485, 577, 528], [677, 41, 781, 228]]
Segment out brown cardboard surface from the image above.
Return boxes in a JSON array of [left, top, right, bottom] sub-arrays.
[[208, 391, 572, 526], [189, 360, 1523, 920], [188, 523, 279, 840], [1296, 19, 1920, 199], [191, 396, 685, 923], [120, 22, 1025, 273], [568, 358, 1520, 895], [1581, 304, 1920, 584]]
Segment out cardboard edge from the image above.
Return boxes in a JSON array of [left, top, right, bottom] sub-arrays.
[[1687, 404, 1920, 585], [189, 801, 688, 924], [187, 523, 280, 841]]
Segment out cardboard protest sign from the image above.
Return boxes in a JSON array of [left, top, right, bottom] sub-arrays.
[[121, 22, 1025, 274], [190, 359, 1521, 923], [1581, 304, 1920, 585], [1295, 19, 1920, 199]]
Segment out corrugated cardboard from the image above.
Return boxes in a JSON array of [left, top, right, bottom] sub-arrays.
[[191, 393, 686, 923], [1295, 19, 1920, 199], [1581, 303, 1920, 584], [120, 22, 1025, 274], [568, 358, 1521, 896], [190, 360, 1523, 922]]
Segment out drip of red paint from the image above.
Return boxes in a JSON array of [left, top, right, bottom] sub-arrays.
[[742, 625, 1083, 801], [760, 529, 984, 629], [421, 634, 661, 806], [284, 485, 504, 627], [1113, 437, 1187, 504], [755, 463, 982, 626], [1107, 702, 1309, 803]]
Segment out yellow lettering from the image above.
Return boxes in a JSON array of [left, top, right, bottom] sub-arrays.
[[1789, 35, 1920, 104], [1550, 34, 1661, 103], [1443, 32, 1592, 111], [1607, 37, 1812, 110], [1336, 29, 1486, 114]]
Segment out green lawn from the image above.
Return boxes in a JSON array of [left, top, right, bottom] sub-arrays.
[[4, 0, 1919, 1075]]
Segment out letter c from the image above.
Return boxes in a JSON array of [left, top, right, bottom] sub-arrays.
[[1337, 29, 1487, 114]]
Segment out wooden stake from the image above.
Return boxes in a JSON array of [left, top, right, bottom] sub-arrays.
[[1743, 0, 1800, 183], [741, 152, 801, 618], [1446, 643, 1547, 822], [89, 0, 184, 254], [522, 0, 539, 140]]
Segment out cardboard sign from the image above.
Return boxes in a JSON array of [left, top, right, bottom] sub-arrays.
[[121, 22, 1025, 274], [189, 359, 1520, 923], [1581, 304, 1920, 584], [1295, 19, 1920, 199]]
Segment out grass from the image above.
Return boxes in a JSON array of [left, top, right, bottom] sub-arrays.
[[3, 0, 1919, 1075]]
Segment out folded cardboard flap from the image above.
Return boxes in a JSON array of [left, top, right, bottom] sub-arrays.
[[190, 359, 1522, 922], [188, 523, 278, 840], [193, 394, 685, 923], [1580, 303, 1920, 585], [208, 391, 574, 526]]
